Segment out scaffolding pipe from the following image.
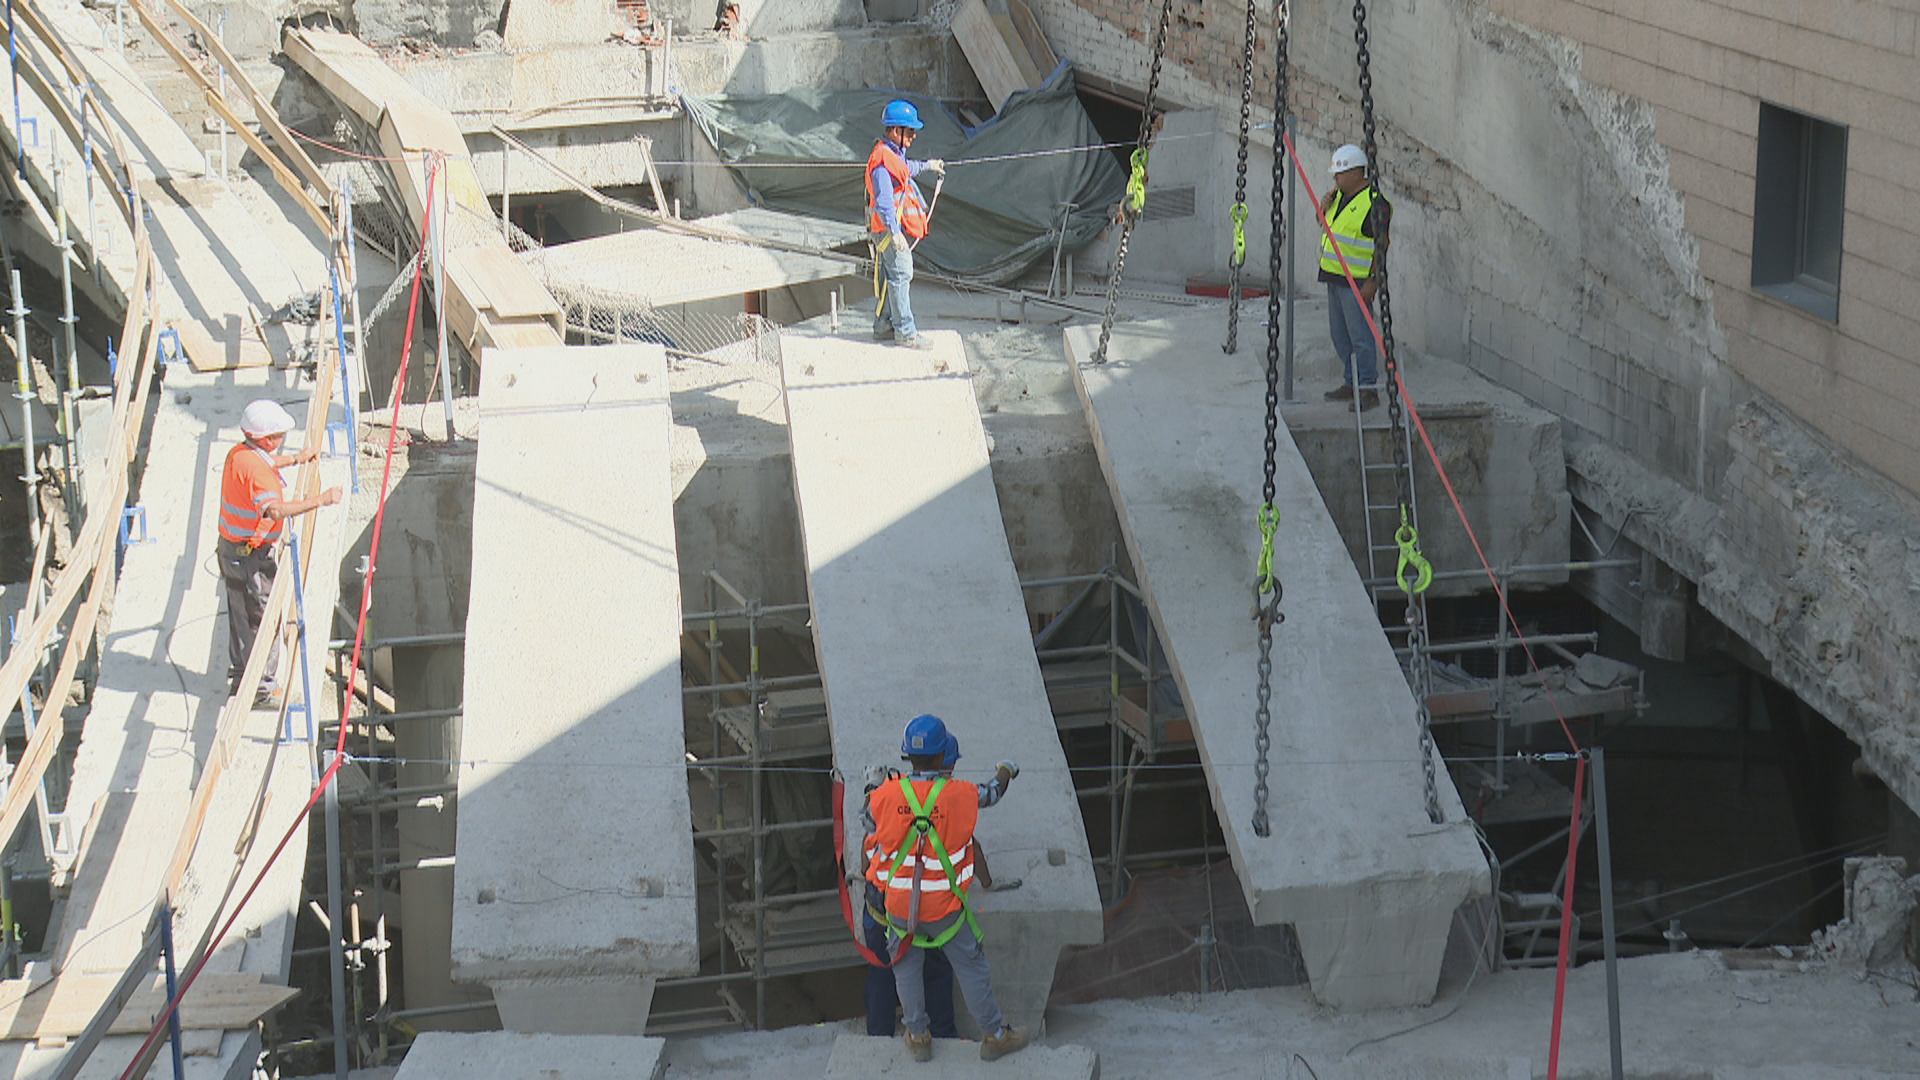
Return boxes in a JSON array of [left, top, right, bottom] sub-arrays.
[[431, 159, 454, 439], [51, 139, 79, 520], [1593, 746, 1625, 1080], [322, 751, 349, 1080], [11, 270, 39, 556]]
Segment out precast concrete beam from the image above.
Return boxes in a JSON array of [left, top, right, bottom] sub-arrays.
[[1066, 316, 1490, 1010], [452, 344, 698, 1030], [394, 1031, 666, 1080], [778, 329, 1103, 1033]]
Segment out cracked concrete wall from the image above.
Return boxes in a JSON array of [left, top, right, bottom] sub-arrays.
[[1029, 0, 1920, 819]]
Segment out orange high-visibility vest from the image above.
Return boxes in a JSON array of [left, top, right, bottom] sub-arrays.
[[865, 141, 930, 240], [219, 441, 285, 547], [866, 776, 978, 923]]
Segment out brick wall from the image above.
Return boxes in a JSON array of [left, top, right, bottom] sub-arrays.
[[1489, 0, 1920, 499]]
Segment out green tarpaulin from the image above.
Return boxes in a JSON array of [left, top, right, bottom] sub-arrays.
[[692, 66, 1126, 284]]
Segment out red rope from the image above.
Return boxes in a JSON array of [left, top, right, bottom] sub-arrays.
[[1545, 755, 1588, 1080], [831, 778, 912, 969], [116, 155, 443, 1080]]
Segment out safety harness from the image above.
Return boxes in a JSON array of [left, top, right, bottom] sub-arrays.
[[882, 778, 984, 949]]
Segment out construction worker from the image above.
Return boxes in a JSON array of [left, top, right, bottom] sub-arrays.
[[218, 400, 341, 708], [866, 99, 945, 351], [858, 733, 1015, 1040], [1320, 143, 1393, 412], [867, 714, 1027, 1063]]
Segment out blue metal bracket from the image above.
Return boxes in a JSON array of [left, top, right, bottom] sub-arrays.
[[155, 327, 181, 372], [14, 115, 34, 150], [119, 504, 149, 547], [325, 420, 352, 461]]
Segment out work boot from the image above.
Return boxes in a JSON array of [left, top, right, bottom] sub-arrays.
[[904, 1029, 933, 1063], [1353, 389, 1380, 411], [979, 1025, 1029, 1062], [873, 323, 895, 341], [253, 685, 286, 711], [1323, 384, 1354, 402], [897, 334, 936, 351]]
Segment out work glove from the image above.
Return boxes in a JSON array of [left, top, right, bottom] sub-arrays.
[[995, 760, 1019, 786], [863, 764, 892, 791], [923, 158, 946, 173]]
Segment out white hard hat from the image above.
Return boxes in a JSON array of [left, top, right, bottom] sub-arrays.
[[1331, 143, 1368, 174], [240, 399, 297, 437]]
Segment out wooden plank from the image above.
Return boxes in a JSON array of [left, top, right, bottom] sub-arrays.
[[458, 244, 561, 319], [991, 12, 1043, 86], [174, 318, 275, 373], [146, 0, 333, 200], [1007, 0, 1057, 73], [200, 88, 331, 236], [951, 0, 1026, 111], [0, 973, 297, 1039]]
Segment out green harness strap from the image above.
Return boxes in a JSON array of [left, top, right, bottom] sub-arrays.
[[884, 777, 985, 949]]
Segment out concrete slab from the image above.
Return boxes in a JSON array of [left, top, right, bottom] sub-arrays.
[[451, 345, 698, 1023], [531, 226, 857, 309], [778, 330, 1102, 1032], [823, 1033, 1098, 1079], [394, 1031, 666, 1080], [1065, 314, 1489, 1010]]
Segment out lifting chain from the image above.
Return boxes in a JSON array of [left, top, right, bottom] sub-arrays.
[[1351, 0, 1441, 825], [1092, 0, 1174, 365], [1222, 0, 1259, 355], [1250, 0, 1290, 840]]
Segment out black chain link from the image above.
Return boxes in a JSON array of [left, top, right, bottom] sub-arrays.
[[1351, 0, 1440, 824], [1092, 0, 1174, 366], [1251, 0, 1291, 840], [1222, 0, 1258, 356]]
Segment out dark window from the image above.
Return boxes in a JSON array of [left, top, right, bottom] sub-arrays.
[[1751, 103, 1847, 321]]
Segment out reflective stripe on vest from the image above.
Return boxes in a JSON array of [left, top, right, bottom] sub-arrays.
[[218, 442, 285, 546], [1319, 187, 1378, 278], [866, 141, 930, 240]]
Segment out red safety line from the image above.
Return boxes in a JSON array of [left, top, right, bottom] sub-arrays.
[[1545, 755, 1588, 1080], [1278, 130, 1591, 1080], [117, 154, 444, 1080], [831, 779, 913, 969]]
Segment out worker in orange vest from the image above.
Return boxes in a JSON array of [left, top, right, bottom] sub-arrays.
[[218, 400, 341, 708], [866, 99, 945, 350], [866, 714, 1028, 1063]]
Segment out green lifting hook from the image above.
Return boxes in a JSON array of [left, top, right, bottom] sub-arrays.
[[1394, 506, 1433, 595]]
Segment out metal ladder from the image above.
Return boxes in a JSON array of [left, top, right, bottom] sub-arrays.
[[1347, 388, 1422, 620]]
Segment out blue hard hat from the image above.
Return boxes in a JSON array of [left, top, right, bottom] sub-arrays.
[[882, 99, 924, 130], [901, 713, 949, 757], [941, 735, 962, 769]]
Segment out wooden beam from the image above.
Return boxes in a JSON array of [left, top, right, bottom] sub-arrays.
[[149, 0, 333, 199], [0, 973, 297, 1040]]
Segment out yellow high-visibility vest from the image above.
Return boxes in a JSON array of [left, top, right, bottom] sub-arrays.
[[1319, 188, 1379, 279]]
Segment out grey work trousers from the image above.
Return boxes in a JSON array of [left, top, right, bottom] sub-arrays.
[[890, 910, 1005, 1037], [218, 536, 280, 693]]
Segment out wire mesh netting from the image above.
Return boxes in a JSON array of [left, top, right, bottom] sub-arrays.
[[1049, 862, 1307, 1005]]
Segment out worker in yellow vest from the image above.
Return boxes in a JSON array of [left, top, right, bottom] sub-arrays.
[[1319, 143, 1392, 412]]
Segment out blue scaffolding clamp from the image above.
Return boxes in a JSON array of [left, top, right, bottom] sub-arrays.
[[119, 504, 151, 547], [154, 326, 182, 372]]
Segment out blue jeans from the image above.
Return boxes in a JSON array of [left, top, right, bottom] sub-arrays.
[[863, 899, 957, 1037], [1327, 279, 1378, 388], [873, 231, 918, 339], [891, 910, 1005, 1038]]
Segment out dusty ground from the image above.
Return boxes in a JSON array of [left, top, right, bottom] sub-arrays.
[[658, 951, 1920, 1078]]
